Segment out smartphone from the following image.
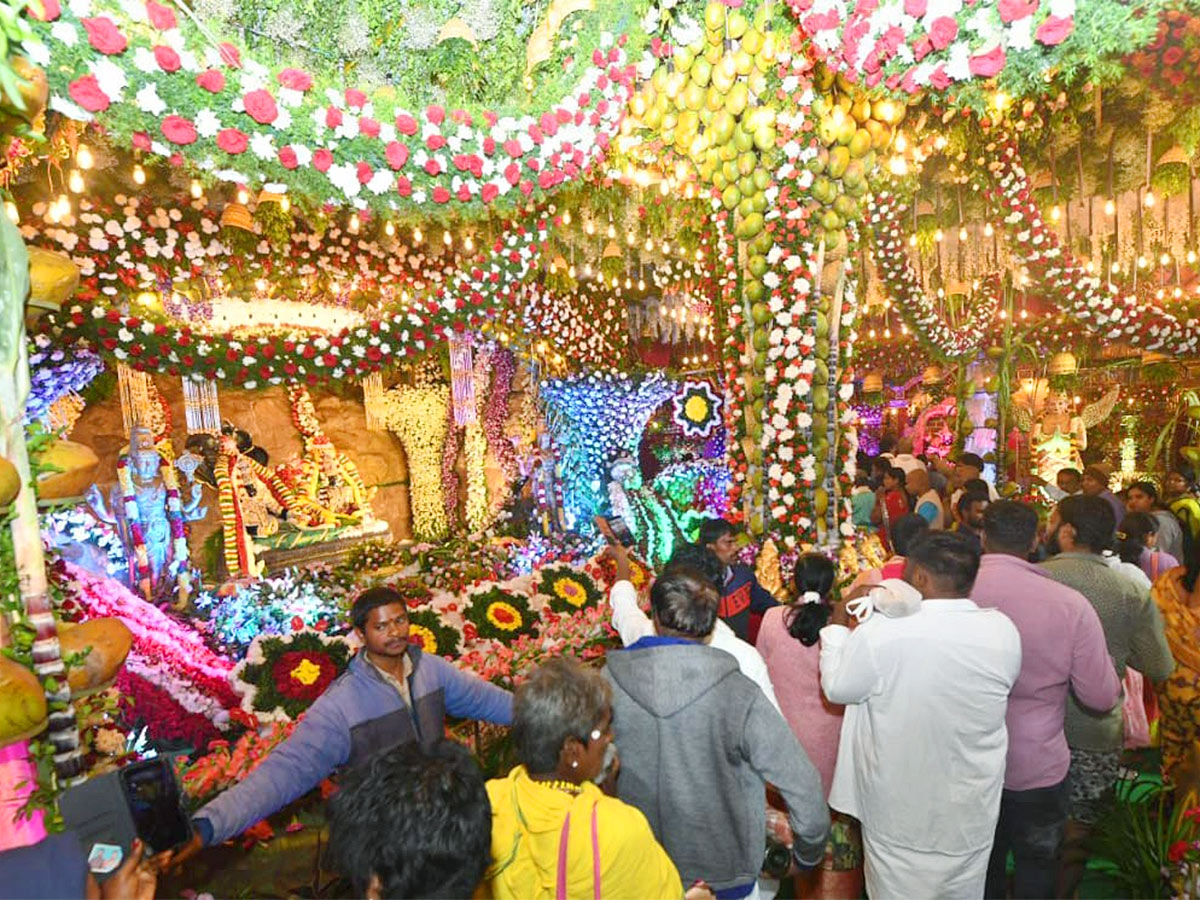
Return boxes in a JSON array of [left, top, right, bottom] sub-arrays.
[[120, 758, 193, 853], [604, 515, 634, 547]]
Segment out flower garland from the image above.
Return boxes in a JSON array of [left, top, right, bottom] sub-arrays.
[[441, 400, 463, 526], [26, 0, 635, 216], [986, 141, 1200, 355], [868, 191, 1000, 359], [483, 347, 518, 511], [673, 379, 722, 439], [534, 564, 604, 614], [193, 571, 348, 652], [462, 584, 537, 644], [233, 630, 353, 723], [499, 282, 628, 369], [24, 335, 104, 426], [784, 0, 1149, 101], [48, 215, 551, 386], [715, 210, 748, 517]]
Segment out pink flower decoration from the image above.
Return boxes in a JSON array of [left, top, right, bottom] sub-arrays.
[[968, 43, 1006, 77], [395, 113, 418, 136], [145, 0, 176, 29], [312, 148, 333, 172], [68, 74, 110, 111], [426, 104, 446, 125], [242, 89, 279, 125], [278, 146, 299, 169], [216, 127, 249, 154], [277, 68, 313, 91], [928, 16, 958, 49], [998, 0, 1038, 21], [153, 44, 181, 71], [161, 114, 198, 145], [196, 69, 225, 92], [1035, 14, 1073, 45], [81, 17, 127, 54], [384, 142, 409, 170], [345, 88, 367, 109]]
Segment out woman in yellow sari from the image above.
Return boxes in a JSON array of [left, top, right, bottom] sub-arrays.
[[1151, 560, 1200, 782]]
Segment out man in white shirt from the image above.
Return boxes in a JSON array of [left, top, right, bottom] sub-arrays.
[[905, 467, 945, 530], [821, 531, 1021, 899], [596, 521, 781, 714]]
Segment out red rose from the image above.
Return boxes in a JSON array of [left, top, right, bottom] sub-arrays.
[[1164, 46, 1184, 65], [427, 134, 446, 150], [928, 64, 951, 89], [358, 117, 380, 138], [218, 42, 241, 68], [356, 161, 373, 184], [313, 149, 333, 172], [395, 113, 418, 135], [271, 650, 337, 701], [28, 0, 60, 22], [1168, 840, 1190, 863], [82, 17, 127, 54], [161, 115, 198, 145], [385, 141, 409, 170], [903, 0, 926, 15], [396, 176, 412, 196], [196, 69, 225, 92], [426, 104, 445, 125], [325, 106, 343, 128], [278, 146, 299, 169], [1034, 14, 1073, 45], [243, 89, 278, 124], [216, 127, 249, 154], [145, 0, 176, 28], [912, 35, 932, 59], [424, 158, 442, 177], [968, 43, 1005, 77], [68, 74, 110, 112], [345, 88, 367, 109], [277, 68, 313, 91], [153, 44, 181, 71], [997, 0, 1037, 21], [481, 183, 499, 203], [503, 139, 523, 158], [927, 16, 958, 49]]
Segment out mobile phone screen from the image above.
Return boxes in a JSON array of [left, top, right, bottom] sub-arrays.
[[605, 516, 634, 547], [119, 759, 193, 853]]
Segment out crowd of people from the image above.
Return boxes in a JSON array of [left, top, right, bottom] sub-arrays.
[[6, 445, 1200, 900]]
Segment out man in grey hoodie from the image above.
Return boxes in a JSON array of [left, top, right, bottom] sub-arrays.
[[604, 566, 830, 899]]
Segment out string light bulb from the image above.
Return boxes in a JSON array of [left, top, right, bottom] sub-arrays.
[[412, 226, 423, 243], [1104, 198, 1115, 216], [607, 221, 616, 239], [76, 144, 94, 170], [662, 241, 670, 254], [984, 222, 994, 237], [1160, 252, 1171, 266], [908, 234, 917, 247], [1138, 255, 1148, 269], [1049, 205, 1061, 223], [464, 235, 474, 252], [562, 210, 571, 225], [626, 231, 636, 246], [1144, 190, 1156, 208], [958, 226, 968, 241], [55, 194, 70, 219], [934, 228, 944, 243], [1189, 250, 1197, 265], [348, 213, 360, 234], [585, 220, 595, 236], [132, 164, 146, 185], [68, 169, 85, 193], [190, 179, 203, 199], [280, 195, 290, 213], [638, 277, 645, 290], [384, 220, 395, 237], [443, 230, 452, 247], [237, 187, 249, 204]]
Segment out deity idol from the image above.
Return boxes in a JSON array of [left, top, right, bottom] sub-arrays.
[[1015, 386, 1120, 484], [87, 426, 205, 603]]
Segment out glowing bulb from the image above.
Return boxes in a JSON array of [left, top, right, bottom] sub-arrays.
[[255, 278, 267, 292], [1144, 191, 1156, 208], [76, 144, 94, 170], [190, 178, 203, 199], [4, 201, 17, 224], [610, 275, 618, 287], [1161, 252, 1172, 266], [984, 222, 994, 237], [1189, 250, 1197, 265], [998, 309, 1007, 319], [584, 263, 592, 276], [1049, 205, 1061, 223], [627, 231, 636, 246], [934, 228, 944, 243], [638, 278, 645, 290], [607, 222, 616, 239], [991, 91, 1010, 113], [908, 234, 917, 247], [884, 328, 891, 339], [645, 237, 654, 251], [563, 210, 571, 225], [585, 220, 595, 236], [894, 133, 908, 153], [132, 164, 146, 185], [869, 328, 877, 339], [1174, 287, 1183, 299], [625, 276, 632, 288], [412, 226, 423, 244], [1138, 255, 1148, 269], [1111, 261, 1121, 274], [55, 194, 70, 218], [1104, 198, 1115, 216], [1085, 261, 1094, 274], [68, 169, 84, 193], [237, 187, 249, 204], [348, 213, 360, 234], [958, 226, 968, 242], [662, 242, 670, 254], [280, 195, 290, 213], [1020, 309, 1028, 319], [568, 264, 576, 278], [888, 155, 908, 176], [443, 230, 452, 246]]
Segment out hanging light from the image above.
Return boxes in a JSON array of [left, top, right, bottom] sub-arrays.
[[348, 213, 360, 234], [384, 220, 395, 237], [662, 241, 671, 254], [255, 278, 267, 293], [957, 226, 968, 241], [908, 234, 917, 247], [607, 221, 616, 239], [888, 156, 908, 176], [280, 195, 290, 213], [984, 222, 994, 237], [68, 169, 85, 193], [625, 276, 632, 288], [637, 277, 645, 290], [132, 164, 146, 185], [626, 231, 636, 246], [443, 230, 452, 247], [1104, 198, 1116, 217], [413, 226, 423, 244], [1137, 255, 1149, 269], [190, 178, 203, 199], [1111, 261, 1121, 274], [1144, 190, 1156, 208], [583, 262, 592, 277], [568, 264, 576, 278], [644, 237, 654, 251], [55, 193, 70, 219], [1188, 250, 1196, 265], [1160, 252, 1171, 266], [934, 228, 944, 242], [76, 144, 94, 170], [1049, 205, 1061, 223], [585, 220, 595, 236], [563, 209, 572, 225], [237, 187, 250, 204]]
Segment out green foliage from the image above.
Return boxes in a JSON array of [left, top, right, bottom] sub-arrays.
[[1089, 776, 1195, 899], [0, 0, 35, 110]]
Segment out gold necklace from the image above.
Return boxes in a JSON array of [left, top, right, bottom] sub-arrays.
[[530, 777, 583, 795]]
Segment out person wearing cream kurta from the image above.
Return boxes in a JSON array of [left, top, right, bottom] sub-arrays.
[[820, 532, 1021, 899]]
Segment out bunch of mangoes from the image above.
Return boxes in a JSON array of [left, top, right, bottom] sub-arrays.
[[805, 66, 904, 249]]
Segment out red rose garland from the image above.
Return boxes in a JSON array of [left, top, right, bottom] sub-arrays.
[[986, 142, 1200, 355], [716, 211, 749, 515], [868, 190, 1001, 359]]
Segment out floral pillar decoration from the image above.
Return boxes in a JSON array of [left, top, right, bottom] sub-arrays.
[[382, 385, 451, 540], [449, 332, 478, 427]]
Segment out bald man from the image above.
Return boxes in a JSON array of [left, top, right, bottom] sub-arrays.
[[906, 468, 945, 530]]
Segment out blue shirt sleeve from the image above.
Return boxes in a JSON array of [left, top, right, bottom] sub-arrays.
[[428, 654, 514, 725]]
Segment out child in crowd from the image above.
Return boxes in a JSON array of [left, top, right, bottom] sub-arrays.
[[1117, 512, 1180, 583]]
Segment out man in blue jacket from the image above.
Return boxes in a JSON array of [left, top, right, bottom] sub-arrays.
[[699, 517, 778, 642], [176, 586, 512, 860]]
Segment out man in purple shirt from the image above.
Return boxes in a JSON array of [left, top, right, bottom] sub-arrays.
[[970, 501, 1121, 899]]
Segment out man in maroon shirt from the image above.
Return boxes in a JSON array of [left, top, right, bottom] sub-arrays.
[[970, 501, 1121, 900]]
